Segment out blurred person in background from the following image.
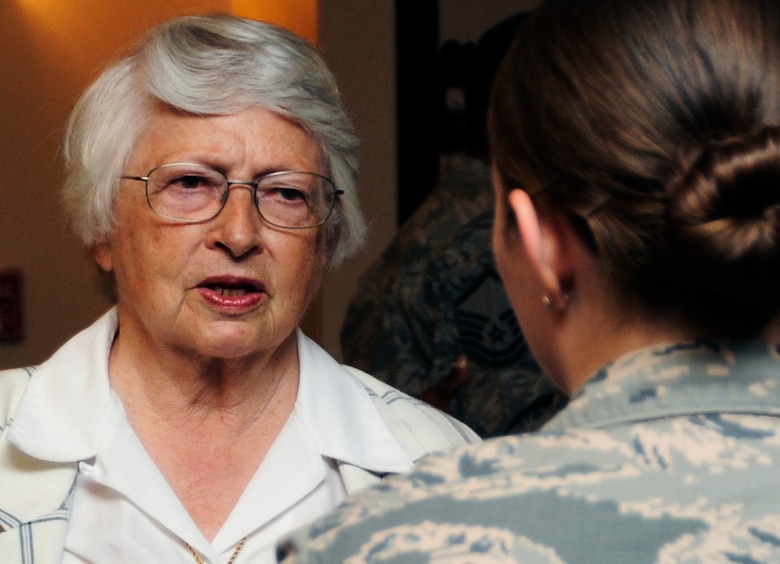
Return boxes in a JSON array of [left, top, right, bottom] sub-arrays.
[[342, 13, 566, 438]]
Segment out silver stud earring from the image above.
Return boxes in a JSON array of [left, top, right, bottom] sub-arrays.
[[542, 292, 570, 311]]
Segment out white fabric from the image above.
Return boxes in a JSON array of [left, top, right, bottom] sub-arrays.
[[8, 308, 417, 563]]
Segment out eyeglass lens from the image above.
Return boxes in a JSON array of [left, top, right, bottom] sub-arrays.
[[145, 163, 336, 228]]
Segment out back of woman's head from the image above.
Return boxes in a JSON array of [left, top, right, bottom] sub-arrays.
[[490, 0, 780, 338], [64, 14, 365, 268]]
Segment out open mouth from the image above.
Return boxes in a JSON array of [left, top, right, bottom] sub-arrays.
[[201, 279, 265, 296], [209, 285, 256, 296]]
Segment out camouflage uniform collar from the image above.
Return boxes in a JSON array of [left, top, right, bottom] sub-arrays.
[[545, 339, 780, 431]]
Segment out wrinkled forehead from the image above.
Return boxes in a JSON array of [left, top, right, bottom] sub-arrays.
[[127, 102, 328, 175]]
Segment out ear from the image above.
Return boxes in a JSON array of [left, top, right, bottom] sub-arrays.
[[89, 240, 114, 272], [507, 189, 572, 309]]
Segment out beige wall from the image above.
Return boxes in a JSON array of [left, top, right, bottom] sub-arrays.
[[317, 0, 397, 359], [0, 0, 317, 368]]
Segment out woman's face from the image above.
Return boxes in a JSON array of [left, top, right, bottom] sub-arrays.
[[93, 105, 329, 361]]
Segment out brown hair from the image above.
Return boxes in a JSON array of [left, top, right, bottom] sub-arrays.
[[490, 0, 780, 338]]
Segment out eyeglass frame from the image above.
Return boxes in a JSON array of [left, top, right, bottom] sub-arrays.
[[119, 162, 344, 230]]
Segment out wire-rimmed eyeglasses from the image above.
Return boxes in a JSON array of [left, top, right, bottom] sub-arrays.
[[120, 162, 343, 229]]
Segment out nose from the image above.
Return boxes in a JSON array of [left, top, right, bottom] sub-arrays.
[[209, 183, 263, 258]]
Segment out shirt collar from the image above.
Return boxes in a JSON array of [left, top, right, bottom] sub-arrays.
[[294, 328, 414, 474], [9, 308, 117, 462], [9, 310, 414, 475]]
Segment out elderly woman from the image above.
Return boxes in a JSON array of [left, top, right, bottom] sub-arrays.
[[0, 14, 477, 564], [281, 0, 780, 561]]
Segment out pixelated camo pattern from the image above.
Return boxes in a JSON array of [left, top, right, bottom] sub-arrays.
[[341, 155, 566, 437], [283, 340, 780, 563]]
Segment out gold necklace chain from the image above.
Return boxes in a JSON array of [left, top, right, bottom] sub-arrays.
[[185, 537, 247, 564]]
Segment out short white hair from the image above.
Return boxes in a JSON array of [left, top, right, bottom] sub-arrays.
[[62, 14, 366, 268]]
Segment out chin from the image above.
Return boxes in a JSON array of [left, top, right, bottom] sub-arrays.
[[184, 339, 247, 358], [202, 324, 292, 357]]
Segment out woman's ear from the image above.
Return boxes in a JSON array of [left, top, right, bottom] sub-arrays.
[[507, 189, 571, 310], [90, 240, 114, 272]]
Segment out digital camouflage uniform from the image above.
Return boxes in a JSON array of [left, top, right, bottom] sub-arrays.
[[281, 340, 780, 563], [341, 155, 566, 437]]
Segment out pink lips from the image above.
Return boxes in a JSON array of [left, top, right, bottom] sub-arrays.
[[197, 276, 267, 310]]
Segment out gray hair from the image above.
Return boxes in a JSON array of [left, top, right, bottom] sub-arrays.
[[62, 13, 366, 268]]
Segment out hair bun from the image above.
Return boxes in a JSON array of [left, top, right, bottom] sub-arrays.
[[665, 126, 780, 336]]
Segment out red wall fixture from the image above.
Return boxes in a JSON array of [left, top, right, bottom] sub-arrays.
[[0, 269, 24, 341]]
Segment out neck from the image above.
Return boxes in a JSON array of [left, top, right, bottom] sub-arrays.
[[760, 316, 780, 344], [106, 327, 300, 540], [109, 322, 298, 539], [107, 328, 300, 429], [552, 249, 697, 395], [555, 296, 701, 396]]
